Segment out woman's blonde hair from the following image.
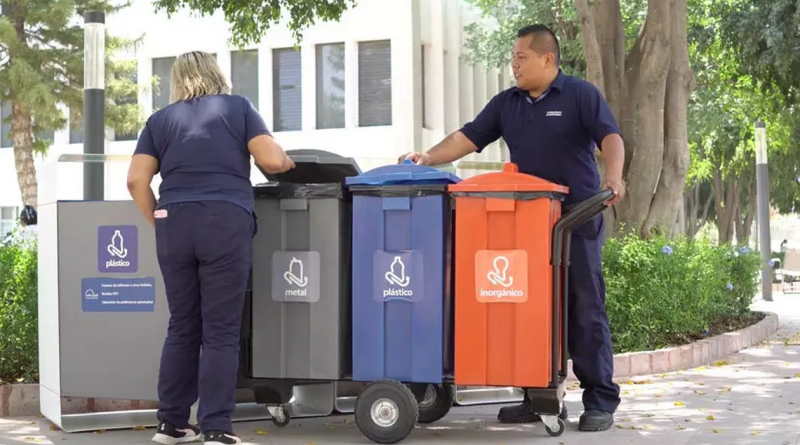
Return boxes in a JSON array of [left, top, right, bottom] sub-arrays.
[[169, 51, 231, 103]]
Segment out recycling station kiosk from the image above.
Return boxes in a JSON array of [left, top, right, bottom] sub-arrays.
[[38, 153, 587, 441]]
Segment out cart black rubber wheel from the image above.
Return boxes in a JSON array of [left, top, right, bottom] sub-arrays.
[[545, 418, 565, 437], [270, 405, 291, 427], [355, 379, 419, 444], [417, 384, 454, 424]]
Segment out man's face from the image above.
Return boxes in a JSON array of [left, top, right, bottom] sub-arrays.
[[512, 36, 552, 91]]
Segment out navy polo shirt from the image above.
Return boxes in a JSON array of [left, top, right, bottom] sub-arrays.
[[134, 94, 270, 213], [460, 70, 620, 206]]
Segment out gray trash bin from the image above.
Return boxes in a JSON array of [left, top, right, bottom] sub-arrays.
[[251, 149, 360, 381]]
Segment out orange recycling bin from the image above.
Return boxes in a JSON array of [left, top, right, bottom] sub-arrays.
[[449, 163, 569, 389]]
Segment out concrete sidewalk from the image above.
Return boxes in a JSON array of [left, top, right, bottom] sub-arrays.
[[2, 293, 799, 445]]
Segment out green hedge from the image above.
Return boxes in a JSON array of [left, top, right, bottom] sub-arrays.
[[604, 235, 761, 354], [0, 233, 38, 383], [0, 232, 761, 382]]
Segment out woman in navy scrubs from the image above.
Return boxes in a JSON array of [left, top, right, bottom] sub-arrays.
[[127, 51, 294, 445]]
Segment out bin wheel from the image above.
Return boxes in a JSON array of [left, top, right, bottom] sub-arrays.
[[417, 384, 453, 424], [544, 417, 565, 437], [355, 379, 418, 444], [268, 405, 291, 427]]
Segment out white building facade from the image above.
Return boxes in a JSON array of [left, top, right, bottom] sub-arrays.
[[0, 0, 512, 236]]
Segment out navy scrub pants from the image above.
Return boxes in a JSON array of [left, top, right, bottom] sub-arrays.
[[154, 201, 255, 433], [567, 214, 621, 413]]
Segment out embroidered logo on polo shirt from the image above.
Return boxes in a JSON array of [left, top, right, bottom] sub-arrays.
[[546, 110, 563, 117]]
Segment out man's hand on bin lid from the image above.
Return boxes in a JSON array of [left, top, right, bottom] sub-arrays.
[[398, 152, 432, 166]]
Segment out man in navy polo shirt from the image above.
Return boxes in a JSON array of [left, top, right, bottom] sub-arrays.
[[401, 24, 625, 432]]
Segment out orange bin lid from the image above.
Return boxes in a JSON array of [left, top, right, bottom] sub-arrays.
[[448, 163, 569, 194]]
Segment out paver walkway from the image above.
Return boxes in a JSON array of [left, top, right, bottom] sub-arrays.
[[2, 293, 799, 445]]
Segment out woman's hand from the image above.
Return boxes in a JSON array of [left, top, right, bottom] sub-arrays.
[[249, 134, 295, 174]]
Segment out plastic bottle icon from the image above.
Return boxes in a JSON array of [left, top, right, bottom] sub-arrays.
[[487, 255, 513, 288], [107, 230, 128, 258], [284, 257, 308, 287], [385, 256, 411, 287]]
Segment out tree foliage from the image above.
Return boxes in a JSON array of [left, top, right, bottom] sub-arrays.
[[686, 0, 800, 243], [0, 0, 143, 207], [151, 0, 357, 47]]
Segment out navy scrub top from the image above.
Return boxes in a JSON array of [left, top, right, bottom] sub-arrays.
[[460, 70, 621, 207], [134, 94, 270, 213]]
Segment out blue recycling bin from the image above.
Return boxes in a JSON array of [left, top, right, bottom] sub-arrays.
[[346, 161, 461, 383]]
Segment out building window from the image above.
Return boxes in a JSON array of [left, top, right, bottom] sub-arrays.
[[114, 70, 140, 141], [421, 44, 431, 129], [152, 57, 176, 111], [443, 50, 453, 133], [315, 43, 345, 129], [272, 48, 302, 132], [1, 102, 12, 148], [231, 50, 259, 109], [272, 48, 303, 131], [1, 206, 18, 239], [358, 40, 392, 127]]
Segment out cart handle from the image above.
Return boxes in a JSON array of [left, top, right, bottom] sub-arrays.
[[547, 188, 614, 388], [558, 189, 615, 233]]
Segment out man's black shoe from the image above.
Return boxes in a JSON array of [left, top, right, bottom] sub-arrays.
[[578, 410, 614, 431], [497, 397, 568, 424]]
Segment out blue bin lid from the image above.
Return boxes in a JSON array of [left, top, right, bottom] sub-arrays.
[[345, 159, 462, 186]]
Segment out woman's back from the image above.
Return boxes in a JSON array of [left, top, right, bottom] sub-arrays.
[[134, 94, 269, 212]]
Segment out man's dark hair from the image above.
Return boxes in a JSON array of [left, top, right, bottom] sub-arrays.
[[517, 24, 560, 65]]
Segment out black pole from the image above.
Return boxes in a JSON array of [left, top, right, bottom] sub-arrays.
[[83, 11, 105, 201], [755, 121, 772, 301]]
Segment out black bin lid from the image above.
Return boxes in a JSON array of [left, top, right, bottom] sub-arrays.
[[257, 149, 361, 184]]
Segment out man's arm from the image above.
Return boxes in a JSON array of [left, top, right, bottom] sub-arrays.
[[401, 94, 503, 165], [424, 131, 479, 166], [579, 84, 626, 204], [600, 133, 624, 181]]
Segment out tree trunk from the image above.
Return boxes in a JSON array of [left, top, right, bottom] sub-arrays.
[[573, 0, 606, 94], [574, 0, 692, 238], [641, 0, 692, 236], [616, 0, 672, 237], [8, 12, 38, 208], [713, 170, 737, 245], [11, 102, 38, 207], [685, 186, 697, 238], [736, 175, 757, 245]]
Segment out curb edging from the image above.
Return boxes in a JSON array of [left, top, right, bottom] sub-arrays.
[[566, 311, 780, 381], [0, 312, 781, 417]]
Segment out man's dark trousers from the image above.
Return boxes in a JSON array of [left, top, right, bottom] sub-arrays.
[[568, 214, 620, 413], [154, 201, 255, 433]]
